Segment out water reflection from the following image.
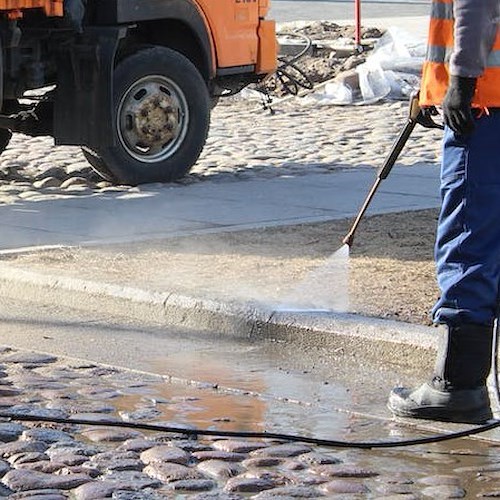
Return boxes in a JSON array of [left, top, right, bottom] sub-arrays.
[[104, 350, 500, 498], [110, 348, 356, 440]]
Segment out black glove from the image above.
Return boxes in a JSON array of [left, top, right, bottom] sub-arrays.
[[442, 75, 477, 135]]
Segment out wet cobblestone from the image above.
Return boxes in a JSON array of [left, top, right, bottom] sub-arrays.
[[0, 345, 497, 497]]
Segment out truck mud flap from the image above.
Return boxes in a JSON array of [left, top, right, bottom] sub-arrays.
[[54, 26, 127, 148]]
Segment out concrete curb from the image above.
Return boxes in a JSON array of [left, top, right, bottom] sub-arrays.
[[0, 262, 437, 368]]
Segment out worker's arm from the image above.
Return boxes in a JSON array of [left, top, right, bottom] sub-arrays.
[[450, 0, 499, 78]]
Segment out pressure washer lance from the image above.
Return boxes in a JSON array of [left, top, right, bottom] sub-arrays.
[[342, 92, 443, 248]]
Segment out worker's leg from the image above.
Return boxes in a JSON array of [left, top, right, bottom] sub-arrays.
[[433, 112, 500, 325], [388, 113, 500, 423]]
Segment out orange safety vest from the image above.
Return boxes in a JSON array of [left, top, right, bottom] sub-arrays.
[[420, 0, 500, 108]]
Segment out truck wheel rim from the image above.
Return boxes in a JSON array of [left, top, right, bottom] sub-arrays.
[[117, 75, 189, 164]]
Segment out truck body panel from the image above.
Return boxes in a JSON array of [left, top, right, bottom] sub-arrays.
[[196, 0, 259, 68], [0, 0, 62, 17], [0, 0, 276, 75]]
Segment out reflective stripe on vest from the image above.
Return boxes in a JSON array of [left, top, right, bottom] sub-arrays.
[[431, 0, 453, 20], [420, 0, 500, 107]]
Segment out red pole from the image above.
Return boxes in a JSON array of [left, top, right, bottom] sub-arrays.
[[354, 0, 361, 48]]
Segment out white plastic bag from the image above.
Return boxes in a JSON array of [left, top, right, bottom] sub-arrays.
[[323, 81, 353, 105], [302, 81, 353, 106], [356, 61, 391, 104], [384, 70, 421, 99], [368, 27, 426, 74]]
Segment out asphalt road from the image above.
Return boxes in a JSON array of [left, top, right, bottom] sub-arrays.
[[270, 0, 430, 22]]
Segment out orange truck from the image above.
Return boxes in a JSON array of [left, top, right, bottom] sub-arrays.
[[0, 0, 277, 184]]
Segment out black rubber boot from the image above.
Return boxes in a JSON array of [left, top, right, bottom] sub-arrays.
[[388, 324, 494, 424]]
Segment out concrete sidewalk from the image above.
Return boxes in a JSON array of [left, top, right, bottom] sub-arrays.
[[0, 164, 439, 253], [0, 160, 445, 372]]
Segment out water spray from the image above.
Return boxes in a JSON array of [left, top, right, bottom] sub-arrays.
[[342, 92, 443, 248]]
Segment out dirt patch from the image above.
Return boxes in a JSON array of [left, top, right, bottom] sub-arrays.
[[5, 209, 439, 326], [263, 21, 384, 96], [281, 21, 383, 42]]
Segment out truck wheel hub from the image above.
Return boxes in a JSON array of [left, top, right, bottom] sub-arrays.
[[117, 75, 189, 163], [135, 95, 177, 145]]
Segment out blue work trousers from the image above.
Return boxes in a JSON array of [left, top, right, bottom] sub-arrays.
[[433, 112, 500, 326]]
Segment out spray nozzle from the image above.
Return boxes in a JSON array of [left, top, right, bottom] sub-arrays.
[[342, 233, 354, 248]]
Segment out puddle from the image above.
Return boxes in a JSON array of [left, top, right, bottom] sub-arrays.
[[107, 368, 500, 498], [99, 345, 500, 499]]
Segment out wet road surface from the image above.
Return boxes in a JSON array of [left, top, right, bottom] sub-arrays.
[[0, 295, 499, 496]]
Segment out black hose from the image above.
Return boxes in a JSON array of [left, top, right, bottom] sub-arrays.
[[0, 412, 498, 450], [0, 321, 498, 450], [263, 32, 315, 96]]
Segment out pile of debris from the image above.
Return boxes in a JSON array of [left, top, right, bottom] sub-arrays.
[[257, 20, 425, 105], [261, 21, 384, 97], [280, 21, 383, 81]]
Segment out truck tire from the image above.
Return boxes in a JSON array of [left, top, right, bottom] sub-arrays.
[[0, 128, 12, 154], [81, 147, 117, 183], [88, 47, 210, 185]]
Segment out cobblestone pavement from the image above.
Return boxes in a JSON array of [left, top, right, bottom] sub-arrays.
[[0, 98, 442, 205], [0, 346, 499, 498]]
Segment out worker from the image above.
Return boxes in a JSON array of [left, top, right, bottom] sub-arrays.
[[388, 0, 500, 424]]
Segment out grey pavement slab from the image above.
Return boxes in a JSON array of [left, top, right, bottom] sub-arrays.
[[0, 166, 440, 251], [271, 1, 429, 26], [0, 225, 84, 249]]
